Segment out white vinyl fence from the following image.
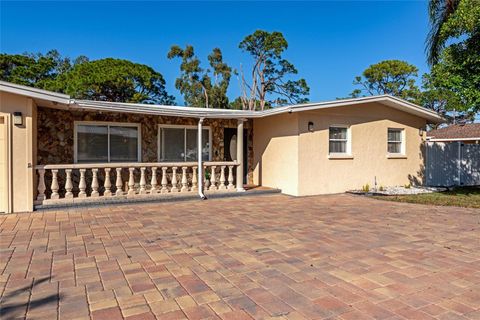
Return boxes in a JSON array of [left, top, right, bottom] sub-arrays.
[[426, 141, 480, 187]]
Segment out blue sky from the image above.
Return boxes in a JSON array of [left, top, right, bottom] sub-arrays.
[[1, 1, 432, 105]]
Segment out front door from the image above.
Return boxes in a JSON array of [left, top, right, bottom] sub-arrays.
[[0, 116, 8, 213], [224, 128, 247, 184]]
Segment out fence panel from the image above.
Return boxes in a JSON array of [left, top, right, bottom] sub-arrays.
[[461, 144, 480, 186], [426, 142, 480, 187]]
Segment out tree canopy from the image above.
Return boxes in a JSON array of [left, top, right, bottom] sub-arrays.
[[167, 45, 231, 108], [424, 0, 479, 116], [426, 0, 479, 65], [50, 58, 175, 105], [0, 50, 81, 89], [424, 33, 479, 117], [0, 52, 175, 105], [237, 30, 310, 110], [349, 60, 421, 102]]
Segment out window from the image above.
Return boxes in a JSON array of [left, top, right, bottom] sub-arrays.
[[388, 128, 404, 154], [329, 126, 349, 154], [158, 125, 211, 162], [75, 122, 140, 163]]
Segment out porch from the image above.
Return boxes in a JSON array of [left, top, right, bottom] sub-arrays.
[[34, 161, 279, 209], [33, 103, 259, 208]]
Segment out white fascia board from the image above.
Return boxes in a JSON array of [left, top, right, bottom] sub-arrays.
[[74, 96, 445, 122], [73, 100, 257, 119], [0, 81, 71, 105]]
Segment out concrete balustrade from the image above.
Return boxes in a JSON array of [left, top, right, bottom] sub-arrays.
[[34, 161, 238, 205]]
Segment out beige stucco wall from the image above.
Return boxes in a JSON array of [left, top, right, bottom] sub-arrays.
[[254, 102, 427, 196], [0, 92, 37, 213], [253, 113, 299, 195], [298, 103, 426, 195]]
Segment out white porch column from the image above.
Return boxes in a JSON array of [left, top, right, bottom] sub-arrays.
[[236, 119, 245, 191], [197, 118, 206, 199]]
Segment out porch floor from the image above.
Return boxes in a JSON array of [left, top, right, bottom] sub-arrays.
[[35, 186, 281, 211]]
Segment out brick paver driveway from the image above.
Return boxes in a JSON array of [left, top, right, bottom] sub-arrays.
[[1, 194, 479, 320]]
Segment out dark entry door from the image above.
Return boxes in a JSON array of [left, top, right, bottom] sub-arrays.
[[224, 128, 248, 184]]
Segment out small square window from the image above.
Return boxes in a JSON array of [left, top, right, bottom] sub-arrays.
[[388, 128, 404, 154], [329, 126, 349, 154]]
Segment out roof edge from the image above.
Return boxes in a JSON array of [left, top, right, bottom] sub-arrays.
[[0, 81, 71, 104], [0, 81, 444, 123]]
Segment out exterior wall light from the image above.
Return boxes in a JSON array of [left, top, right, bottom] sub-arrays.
[[419, 127, 425, 136], [308, 121, 314, 132], [13, 112, 23, 126]]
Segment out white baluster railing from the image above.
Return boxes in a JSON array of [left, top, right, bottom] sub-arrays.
[[104, 168, 112, 196], [171, 167, 179, 192], [191, 166, 198, 192], [181, 167, 188, 192], [209, 166, 217, 191], [161, 167, 168, 193], [228, 165, 235, 190], [219, 166, 227, 191], [91, 168, 99, 197], [139, 167, 147, 195], [115, 168, 123, 196], [150, 167, 158, 194], [34, 161, 239, 205], [65, 169, 73, 199]]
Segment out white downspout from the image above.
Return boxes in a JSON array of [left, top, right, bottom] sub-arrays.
[[198, 118, 207, 199]]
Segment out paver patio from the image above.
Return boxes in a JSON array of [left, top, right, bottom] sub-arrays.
[[0, 194, 479, 320]]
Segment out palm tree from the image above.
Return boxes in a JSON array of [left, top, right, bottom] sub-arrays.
[[426, 0, 460, 65]]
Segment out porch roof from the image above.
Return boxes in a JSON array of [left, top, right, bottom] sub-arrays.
[[1, 81, 444, 123]]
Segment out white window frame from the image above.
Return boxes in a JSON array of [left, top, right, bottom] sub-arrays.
[[74, 121, 142, 163], [387, 128, 405, 155], [157, 124, 212, 162], [328, 125, 352, 156]]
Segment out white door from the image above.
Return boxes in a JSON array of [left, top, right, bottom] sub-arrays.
[[0, 116, 8, 213]]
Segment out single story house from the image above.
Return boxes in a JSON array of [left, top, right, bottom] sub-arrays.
[[427, 123, 480, 144], [0, 81, 443, 213]]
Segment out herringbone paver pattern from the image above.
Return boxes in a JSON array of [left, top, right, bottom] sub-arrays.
[[0, 194, 479, 319]]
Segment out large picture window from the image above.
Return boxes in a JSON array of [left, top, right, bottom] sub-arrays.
[[388, 128, 404, 154], [158, 125, 211, 162], [75, 122, 141, 163], [329, 126, 350, 154]]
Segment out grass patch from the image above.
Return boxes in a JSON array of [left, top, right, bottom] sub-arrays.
[[372, 187, 480, 208]]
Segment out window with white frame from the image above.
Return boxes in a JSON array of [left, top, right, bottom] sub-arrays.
[[158, 125, 211, 162], [387, 128, 404, 154], [329, 126, 350, 154], [75, 122, 140, 163]]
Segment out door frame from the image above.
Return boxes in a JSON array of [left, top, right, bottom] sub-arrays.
[[0, 113, 11, 213], [223, 127, 248, 184]]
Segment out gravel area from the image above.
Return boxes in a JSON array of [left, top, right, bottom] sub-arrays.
[[349, 186, 447, 195]]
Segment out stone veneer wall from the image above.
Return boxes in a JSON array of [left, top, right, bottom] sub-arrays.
[[37, 106, 254, 183]]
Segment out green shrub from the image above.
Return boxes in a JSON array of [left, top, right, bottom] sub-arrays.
[[362, 184, 370, 192]]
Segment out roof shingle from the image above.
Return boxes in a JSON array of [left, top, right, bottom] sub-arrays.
[[427, 123, 480, 140]]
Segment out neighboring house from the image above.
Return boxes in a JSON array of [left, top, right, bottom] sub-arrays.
[[425, 124, 480, 187], [427, 123, 480, 144], [0, 81, 443, 213]]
